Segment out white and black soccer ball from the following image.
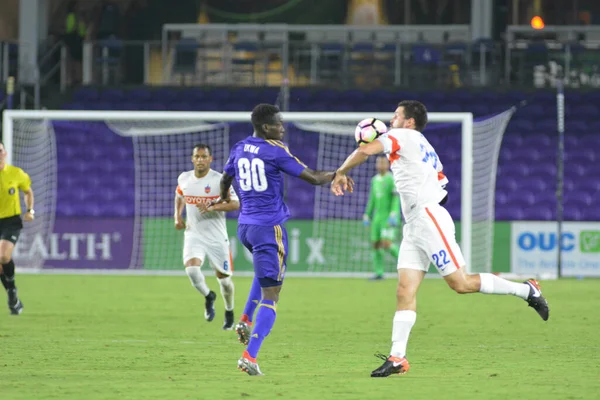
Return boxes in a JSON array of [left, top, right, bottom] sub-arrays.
[[354, 118, 388, 146]]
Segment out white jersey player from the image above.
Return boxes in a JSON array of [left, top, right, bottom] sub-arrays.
[[331, 101, 549, 377], [174, 144, 240, 330]]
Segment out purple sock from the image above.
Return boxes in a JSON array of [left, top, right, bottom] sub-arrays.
[[246, 300, 277, 359], [241, 277, 261, 323]]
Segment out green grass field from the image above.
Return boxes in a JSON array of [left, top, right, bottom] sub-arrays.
[[1, 275, 598, 400]]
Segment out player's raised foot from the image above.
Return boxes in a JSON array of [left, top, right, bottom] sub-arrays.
[[223, 310, 235, 330], [371, 353, 410, 377], [237, 351, 263, 376], [204, 291, 216, 322], [369, 274, 384, 281], [7, 289, 23, 315], [524, 279, 549, 321], [235, 321, 251, 345]]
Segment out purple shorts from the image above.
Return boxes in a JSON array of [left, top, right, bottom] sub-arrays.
[[238, 224, 288, 287]]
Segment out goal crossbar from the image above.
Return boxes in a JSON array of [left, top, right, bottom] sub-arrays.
[[2, 109, 474, 270]]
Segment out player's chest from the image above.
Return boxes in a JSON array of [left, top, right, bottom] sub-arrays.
[[374, 181, 393, 197], [180, 180, 220, 205], [0, 174, 19, 197]]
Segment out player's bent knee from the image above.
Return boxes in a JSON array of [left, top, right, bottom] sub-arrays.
[[216, 271, 231, 279], [396, 280, 418, 301], [396, 286, 416, 301], [261, 285, 281, 303], [451, 284, 470, 294], [447, 278, 474, 294], [444, 268, 477, 294], [0, 256, 11, 265], [184, 258, 202, 268]]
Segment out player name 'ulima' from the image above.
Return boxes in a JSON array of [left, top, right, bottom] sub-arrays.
[[244, 144, 260, 154]]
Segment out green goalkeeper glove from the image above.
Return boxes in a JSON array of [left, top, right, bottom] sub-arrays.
[[388, 213, 399, 227]]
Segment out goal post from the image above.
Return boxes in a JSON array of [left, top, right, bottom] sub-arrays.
[[2, 109, 485, 275]]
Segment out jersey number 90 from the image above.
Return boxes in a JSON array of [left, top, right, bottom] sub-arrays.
[[238, 158, 268, 192]]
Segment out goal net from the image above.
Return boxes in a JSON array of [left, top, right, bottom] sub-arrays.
[[2, 110, 512, 275]]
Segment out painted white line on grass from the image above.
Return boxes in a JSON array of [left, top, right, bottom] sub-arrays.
[[16, 268, 542, 281]]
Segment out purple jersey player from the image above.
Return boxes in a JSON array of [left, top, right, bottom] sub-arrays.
[[216, 104, 355, 375]]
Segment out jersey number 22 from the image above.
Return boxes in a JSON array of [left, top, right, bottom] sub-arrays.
[[238, 158, 268, 192], [420, 144, 439, 169]]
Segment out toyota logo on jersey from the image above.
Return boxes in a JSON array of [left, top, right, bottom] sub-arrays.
[[184, 195, 219, 205]]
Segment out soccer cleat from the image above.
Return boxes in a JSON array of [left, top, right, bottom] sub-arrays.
[[204, 291, 216, 322], [371, 353, 410, 377], [235, 321, 251, 345], [369, 274, 384, 281], [223, 310, 235, 330], [237, 353, 263, 376], [7, 288, 23, 315], [524, 279, 549, 321]]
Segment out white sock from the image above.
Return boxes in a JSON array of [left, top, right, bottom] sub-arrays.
[[218, 276, 235, 311], [390, 310, 416, 358], [479, 273, 530, 299], [185, 266, 210, 297]]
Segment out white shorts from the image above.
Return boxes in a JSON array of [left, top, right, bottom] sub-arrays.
[[397, 204, 465, 277], [183, 232, 233, 275]]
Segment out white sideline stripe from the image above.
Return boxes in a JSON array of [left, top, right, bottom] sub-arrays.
[[15, 268, 542, 281]]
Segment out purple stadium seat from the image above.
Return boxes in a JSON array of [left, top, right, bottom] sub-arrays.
[[127, 89, 153, 101], [524, 205, 554, 220], [510, 120, 535, 133], [582, 207, 600, 220], [564, 208, 584, 221], [566, 120, 589, 133], [502, 134, 523, 149], [100, 89, 126, 102], [151, 88, 180, 102], [526, 104, 546, 118]]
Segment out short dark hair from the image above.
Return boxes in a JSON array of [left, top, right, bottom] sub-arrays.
[[398, 100, 428, 132], [251, 104, 280, 131], [193, 143, 212, 155]]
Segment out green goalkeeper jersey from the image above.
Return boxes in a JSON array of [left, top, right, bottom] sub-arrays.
[[365, 173, 400, 222]]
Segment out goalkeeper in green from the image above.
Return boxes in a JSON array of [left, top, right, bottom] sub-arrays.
[[363, 156, 400, 280]]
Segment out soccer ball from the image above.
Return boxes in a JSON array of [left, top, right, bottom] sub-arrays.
[[355, 118, 388, 146]]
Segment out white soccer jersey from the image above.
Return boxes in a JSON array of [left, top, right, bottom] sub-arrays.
[[376, 128, 448, 222], [176, 169, 238, 240]]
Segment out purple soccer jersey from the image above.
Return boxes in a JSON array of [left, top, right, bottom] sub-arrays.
[[223, 136, 306, 226], [224, 136, 307, 287]]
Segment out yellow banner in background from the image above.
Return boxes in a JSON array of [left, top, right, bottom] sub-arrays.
[[346, 0, 388, 25]]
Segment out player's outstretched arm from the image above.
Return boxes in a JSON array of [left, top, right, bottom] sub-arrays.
[[338, 140, 384, 175], [332, 141, 384, 196], [299, 168, 355, 191], [299, 168, 334, 186]]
